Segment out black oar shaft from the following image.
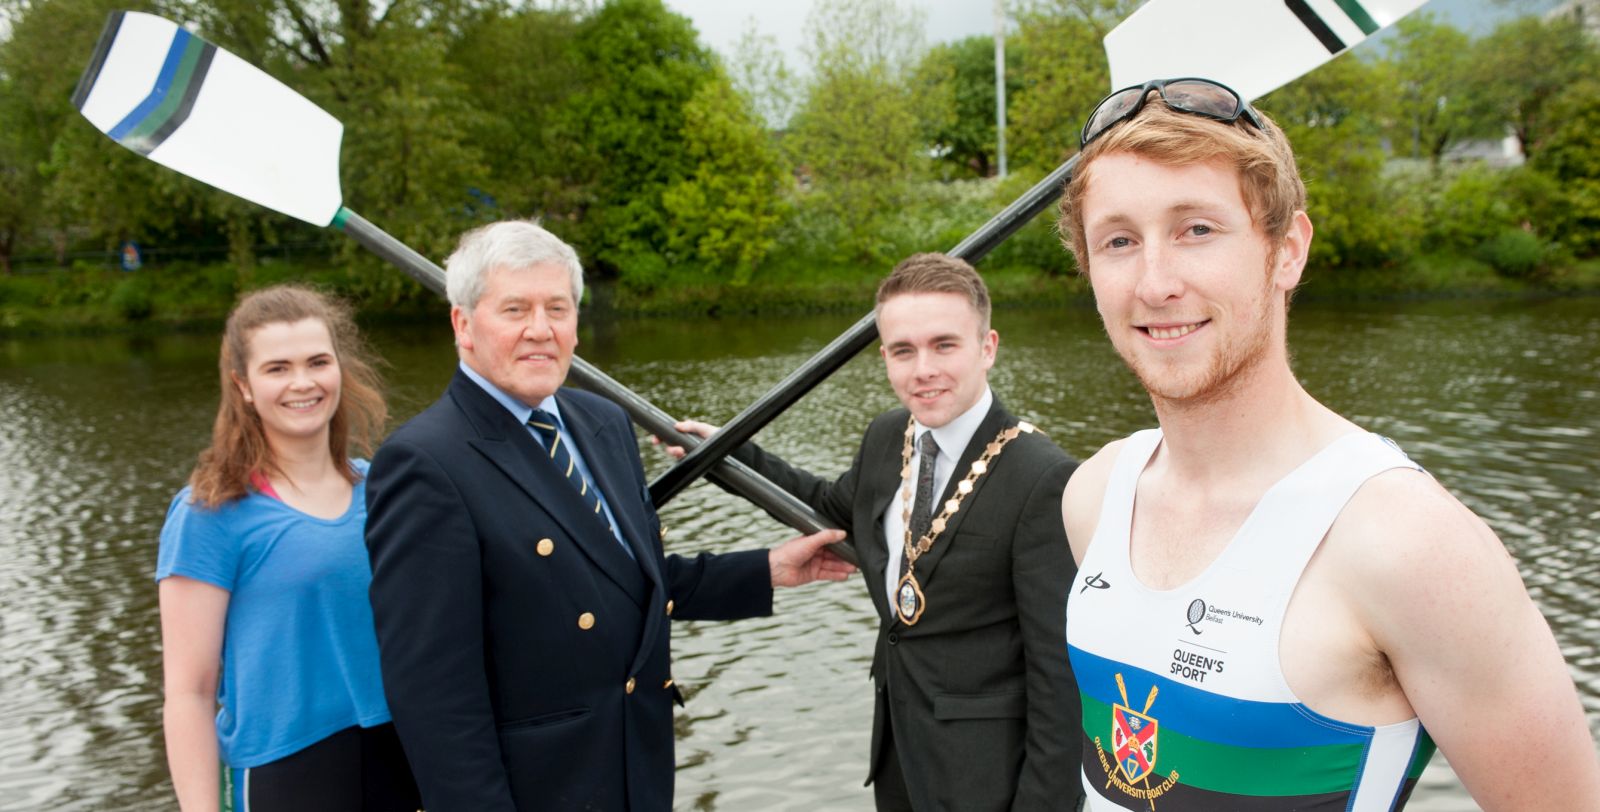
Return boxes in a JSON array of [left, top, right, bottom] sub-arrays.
[[336, 209, 448, 295], [948, 155, 1080, 263], [648, 155, 1081, 507], [569, 359, 857, 564], [336, 209, 855, 564]]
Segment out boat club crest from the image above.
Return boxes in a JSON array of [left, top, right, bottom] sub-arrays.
[[1113, 702, 1158, 783], [1093, 673, 1181, 805]]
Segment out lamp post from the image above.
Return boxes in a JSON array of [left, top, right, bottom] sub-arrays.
[[994, 0, 1007, 178]]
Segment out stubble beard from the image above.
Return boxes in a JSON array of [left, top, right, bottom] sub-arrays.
[[1118, 267, 1279, 411]]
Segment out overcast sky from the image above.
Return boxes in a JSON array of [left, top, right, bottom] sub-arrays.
[[661, 0, 995, 67], [660, 0, 1561, 70], [0, 1, 1559, 60]]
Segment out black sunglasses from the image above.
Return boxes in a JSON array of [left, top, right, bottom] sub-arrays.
[[1080, 77, 1264, 148]]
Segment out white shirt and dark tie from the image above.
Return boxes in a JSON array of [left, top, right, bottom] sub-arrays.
[[881, 386, 993, 601]]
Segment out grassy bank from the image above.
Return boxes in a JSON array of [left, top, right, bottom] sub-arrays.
[[3, 253, 1598, 338], [599, 264, 1091, 316], [1295, 255, 1600, 301], [0, 258, 439, 336]]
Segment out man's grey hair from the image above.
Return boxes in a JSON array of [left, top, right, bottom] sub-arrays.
[[445, 220, 584, 309]]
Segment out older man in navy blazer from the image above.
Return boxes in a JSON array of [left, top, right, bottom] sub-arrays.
[[365, 220, 851, 812]]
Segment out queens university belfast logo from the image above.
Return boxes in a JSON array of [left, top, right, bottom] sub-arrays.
[[1094, 673, 1181, 805]]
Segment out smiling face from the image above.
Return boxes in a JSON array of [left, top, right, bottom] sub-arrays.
[[877, 291, 997, 428], [235, 318, 342, 449], [1079, 152, 1309, 406], [452, 262, 578, 407]]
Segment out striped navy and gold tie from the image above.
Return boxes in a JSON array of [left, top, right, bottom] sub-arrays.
[[526, 408, 621, 545]]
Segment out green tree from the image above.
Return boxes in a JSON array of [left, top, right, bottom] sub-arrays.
[[802, 0, 926, 80], [1530, 78, 1600, 256], [558, 0, 717, 282], [0, 35, 36, 273], [787, 0, 926, 263], [726, 21, 797, 131], [1472, 15, 1600, 162], [661, 71, 787, 282], [913, 34, 1020, 179], [1381, 14, 1499, 166], [333, 17, 487, 283], [1259, 54, 1405, 270], [1007, 0, 1138, 170], [447, 4, 592, 237], [791, 69, 922, 189]]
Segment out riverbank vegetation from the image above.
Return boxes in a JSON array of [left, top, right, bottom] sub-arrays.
[[2, 0, 1599, 332]]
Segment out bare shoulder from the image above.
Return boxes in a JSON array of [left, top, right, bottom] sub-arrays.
[[1322, 466, 1533, 661], [1061, 438, 1128, 563], [1327, 468, 1512, 590], [1322, 468, 1600, 808]]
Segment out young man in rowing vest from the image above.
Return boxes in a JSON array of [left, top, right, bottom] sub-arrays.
[[1057, 78, 1600, 810], [669, 254, 1083, 811]]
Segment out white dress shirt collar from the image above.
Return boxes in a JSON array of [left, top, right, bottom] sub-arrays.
[[459, 360, 561, 426], [884, 386, 994, 606], [915, 386, 993, 461]]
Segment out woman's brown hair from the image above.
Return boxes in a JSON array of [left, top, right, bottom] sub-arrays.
[[188, 285, 387, 508]]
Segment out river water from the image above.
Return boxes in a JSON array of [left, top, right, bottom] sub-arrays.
[[1, 297, 1596, 810]]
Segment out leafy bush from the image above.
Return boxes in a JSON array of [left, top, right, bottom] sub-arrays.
[[1427, 166, 1519, 254], [1565, 179, 1600, 257], [109, 274, 154, 321], [1478, 228, 1545, 278], [610, 246, 673, 294]]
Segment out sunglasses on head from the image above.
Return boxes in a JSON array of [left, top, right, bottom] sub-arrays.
[[1079, 77, 1264, 148]]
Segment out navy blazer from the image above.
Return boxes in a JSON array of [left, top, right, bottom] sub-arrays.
[[366, 371, 772, 812]]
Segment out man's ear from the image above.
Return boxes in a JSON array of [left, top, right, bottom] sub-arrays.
[[1274, 210, 1314, 291], [451, 304, 473, 352]]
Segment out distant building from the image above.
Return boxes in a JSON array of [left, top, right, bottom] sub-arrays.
[[1382, 131, 1525, 173], [1548, 0, 1600, 39], [1445, 133, 1525, 168]]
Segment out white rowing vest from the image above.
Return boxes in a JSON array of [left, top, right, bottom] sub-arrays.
[[1067, 429, 1436, 811]]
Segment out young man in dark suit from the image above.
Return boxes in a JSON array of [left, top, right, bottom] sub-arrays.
[[671, 254, 1083, 811], [364, 219, 853, 812]]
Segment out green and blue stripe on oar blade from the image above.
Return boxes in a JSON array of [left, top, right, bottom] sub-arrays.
[[75, 14, 216, 156], [73, 11, 345, 226]]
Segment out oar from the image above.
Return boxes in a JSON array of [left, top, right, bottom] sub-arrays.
[[647, 0, 1427, 505], [72, 10, 856, 565]]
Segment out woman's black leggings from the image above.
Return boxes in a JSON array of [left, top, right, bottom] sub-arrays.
[[225, 723, 420, 811]]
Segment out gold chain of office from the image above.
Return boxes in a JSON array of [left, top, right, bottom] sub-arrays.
[[895, 415, 1035, 625]]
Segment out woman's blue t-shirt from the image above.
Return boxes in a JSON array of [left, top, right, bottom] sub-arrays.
[[155, 460, 392, 768]]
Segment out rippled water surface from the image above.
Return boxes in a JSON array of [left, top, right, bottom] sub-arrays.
[[1, 297, 1596, 810]]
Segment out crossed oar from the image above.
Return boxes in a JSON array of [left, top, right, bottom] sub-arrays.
[[73, 3, 1422, 566]]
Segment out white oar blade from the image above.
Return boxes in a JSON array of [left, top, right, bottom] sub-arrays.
[[1104, 0, 1427, 102], [73, 11, 343, 226]]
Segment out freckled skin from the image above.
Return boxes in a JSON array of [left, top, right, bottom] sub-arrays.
[[1080, 155, 1282, 408]]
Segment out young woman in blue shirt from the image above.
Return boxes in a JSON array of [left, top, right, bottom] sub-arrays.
[[157, 285, 418, 811]]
